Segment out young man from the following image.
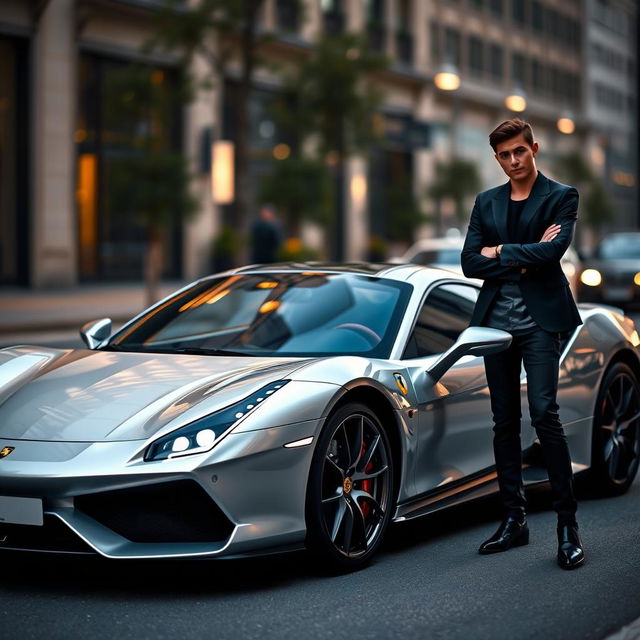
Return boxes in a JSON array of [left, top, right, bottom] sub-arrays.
[[461, 118, 585, 569]]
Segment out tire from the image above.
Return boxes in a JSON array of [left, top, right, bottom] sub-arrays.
[[588, 362, 640, 495], [305, 402, 395, 570]]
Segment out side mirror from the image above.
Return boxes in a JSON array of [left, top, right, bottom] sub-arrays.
[[426, 326, 512, 383], [80, 318, 112, 349]]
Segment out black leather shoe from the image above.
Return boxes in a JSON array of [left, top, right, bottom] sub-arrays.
[[479, 516, 529, 554], [557, 524, 585, 569]]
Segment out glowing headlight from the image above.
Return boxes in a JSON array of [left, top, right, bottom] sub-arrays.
[[144, 380, 289, 461], [580, 269, 602, 287]]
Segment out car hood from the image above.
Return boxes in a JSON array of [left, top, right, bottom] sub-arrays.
[[0, 347, 309, 442]]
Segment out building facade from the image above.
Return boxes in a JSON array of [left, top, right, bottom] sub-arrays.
[[0, 0, 636, 288]]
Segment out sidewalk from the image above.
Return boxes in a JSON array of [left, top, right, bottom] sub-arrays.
[[0, 281, 186, 336]]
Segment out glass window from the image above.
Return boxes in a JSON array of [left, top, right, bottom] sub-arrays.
[[108, 273, 413, 358], [276, 0, 300, 32], [531, 0, 543, 32], [430, 21, 441, 65], [512, 0, 526, 25], [444, 27, 461, 67], [469, 36, 484, 77], [489, 44, 503, 81], [489, 0, 503, 17], [403, 284, 479, 358], [511, 52, 526, 86]]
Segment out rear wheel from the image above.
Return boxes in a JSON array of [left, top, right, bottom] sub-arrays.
[[588, 362, 640, 495], [305, 402, 394, 570]]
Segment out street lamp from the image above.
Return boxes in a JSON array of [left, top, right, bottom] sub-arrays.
[[557, 114, 576, 135], [505, 88, 527, 113], [434, 63, 461, 91]]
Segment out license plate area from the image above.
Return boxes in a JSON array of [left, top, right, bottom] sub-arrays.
[[0, 496, 43, 526]]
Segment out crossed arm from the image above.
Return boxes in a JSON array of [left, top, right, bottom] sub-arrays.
[[461, 188, 578, 280]]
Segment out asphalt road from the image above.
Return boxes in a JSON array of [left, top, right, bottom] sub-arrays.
[[1, 480, 639, 640]]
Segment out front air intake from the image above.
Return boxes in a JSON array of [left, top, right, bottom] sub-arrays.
[[75, 480, 234, 544]]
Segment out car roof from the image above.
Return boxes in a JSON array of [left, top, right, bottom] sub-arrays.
[[204, 261, 466, 286]]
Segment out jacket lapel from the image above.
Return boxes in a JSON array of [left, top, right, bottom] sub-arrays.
[[491, 183, 510, 244], [517, 172, 550, 239]]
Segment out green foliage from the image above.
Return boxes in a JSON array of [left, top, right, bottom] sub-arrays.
[[428, 157, 482, 225], [284, 33, 388, 157], [259, 156, 332, 233], [554, 152, 615, 230], [106, 152, 197, 230], [102, 63, 197, 230], [386, 177, 424, 244]]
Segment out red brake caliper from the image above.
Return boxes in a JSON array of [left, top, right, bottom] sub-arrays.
[[358, 441, 373, 519]]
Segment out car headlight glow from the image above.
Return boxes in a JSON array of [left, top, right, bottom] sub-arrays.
[[144, 380, 290, 461], [580, 269, 602, 287]]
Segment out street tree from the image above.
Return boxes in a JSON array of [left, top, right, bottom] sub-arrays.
[[428, 157, 481, 232], [281, 33, 388, 259], [104, 64, 197, 306], [149, 0, 286, 262]]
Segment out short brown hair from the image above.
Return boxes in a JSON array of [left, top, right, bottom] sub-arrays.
[[489, 118, 534, 151]]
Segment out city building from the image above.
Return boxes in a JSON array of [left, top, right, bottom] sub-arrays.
[[0, 0, 636, 288]]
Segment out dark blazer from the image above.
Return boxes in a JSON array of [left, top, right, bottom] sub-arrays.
[[461, 171, 582, 333]]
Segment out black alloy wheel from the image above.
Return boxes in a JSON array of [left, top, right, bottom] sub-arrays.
[[589, 362, 640, 495], [305, 402, 394, 570]]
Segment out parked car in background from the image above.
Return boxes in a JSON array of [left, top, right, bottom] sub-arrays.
[[577, 232, 640, 309], [390, 235, 581, 296]]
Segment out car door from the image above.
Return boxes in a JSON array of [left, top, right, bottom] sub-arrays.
[[401, 282, 496, 496]]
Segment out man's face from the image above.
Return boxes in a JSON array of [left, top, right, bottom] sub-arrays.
[[494, 133, 538, 182]]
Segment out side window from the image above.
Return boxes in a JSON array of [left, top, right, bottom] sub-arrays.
[[403, 283, 479, 358]]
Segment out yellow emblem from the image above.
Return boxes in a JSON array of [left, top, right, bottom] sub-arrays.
[[0, 447, 15, 459], [343, 477, 352, 494], [394, 373, 408, 395]]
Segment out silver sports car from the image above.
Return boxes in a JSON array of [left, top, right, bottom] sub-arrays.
[[1, 263, 639, 569]]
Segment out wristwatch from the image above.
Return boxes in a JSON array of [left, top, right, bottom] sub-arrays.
[[495, 244, 503, 258]]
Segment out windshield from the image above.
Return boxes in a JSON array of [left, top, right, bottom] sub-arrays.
[[106, 273, 412, 357], [411, 249, 461, 266], [596, 234, 640, 260]]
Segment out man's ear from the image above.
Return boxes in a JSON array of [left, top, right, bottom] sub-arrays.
[[532, 141, 539, 156]]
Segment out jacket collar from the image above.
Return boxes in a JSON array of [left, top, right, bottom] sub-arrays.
[[491, 171, 550, 244]]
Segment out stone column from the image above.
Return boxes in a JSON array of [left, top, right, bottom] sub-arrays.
[[31, 0, 77, 287]]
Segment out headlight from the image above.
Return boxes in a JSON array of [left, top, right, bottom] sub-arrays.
[[580, 269, 602, 287], [144, 380, 289, 461]]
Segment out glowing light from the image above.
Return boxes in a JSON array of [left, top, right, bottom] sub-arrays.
[[171, 436, 190, 452], [505, 90, 527, 112], [634, 273, 640, 287], [612, 171, 636, 187], [557, 117, 575, 135], [259, 300, 281, 314], [350, 174, 367, 208], [256, 281, 278, 289], [434, 70, 460, 91], [580, 269, 602, 287], [273, 143, 290, 160], [196, 429, 216, 448], [284, 436, 314, 448], [212, 140, 234, 204]]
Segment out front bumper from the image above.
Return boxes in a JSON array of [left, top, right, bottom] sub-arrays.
[[0, 420, 320, 559]]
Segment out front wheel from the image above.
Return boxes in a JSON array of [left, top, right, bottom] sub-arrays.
[[588, 362, 640, 495], [305, 402, 394, 570]]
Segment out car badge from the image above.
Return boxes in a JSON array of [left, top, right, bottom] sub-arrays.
[[394, 373, 408, 395], [0, 446, 15, 459]]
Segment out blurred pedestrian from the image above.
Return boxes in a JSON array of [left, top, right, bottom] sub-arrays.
[[461, 118, 584, 569], [250, 204, 282, 264]]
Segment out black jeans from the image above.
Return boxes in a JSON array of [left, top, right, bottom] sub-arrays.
[[484, 327, 577, 527]]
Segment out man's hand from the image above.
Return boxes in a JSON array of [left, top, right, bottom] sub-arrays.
[[481, 246, 498, 258], [540, 224, 561, 242]]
